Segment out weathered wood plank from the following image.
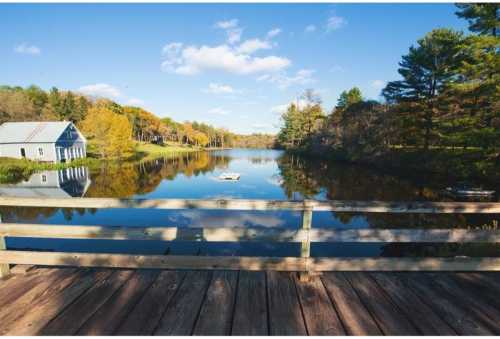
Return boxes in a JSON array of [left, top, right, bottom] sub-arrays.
[[426, 273, 500, 333], [313, 200, 500, 213], [321, 272, 381, 335], [116, 271, 186, 335], [0, 250, 305, 271], [3, 269, 96, 335], [0, 234, 9, 277], [0, 268, 79, 330], [40, 270, 133, 335], [3, 251, 500, 271], [310, 257, 500, 271], [294, 274, 345, 335], [3, 224, 499, 243], [193, 271, 238, 335], [267, 271, 307, 335], [10, 264, 35, 275], [300, 208, 312, 258], [0, 268, 55, 307], [77, 270, 159, 335], [309, 228, 500, 243], [0, 197, 308, 211], [395, 272, 494, 335], [344, 272, 419, 335], [452, 273, 500, 308], [461, 272, 500, 291], [154, 271, 212, 335], [0, 196, 498, 213], [231, 271, 268, 335], [0, 224, 305, 242], [371, 272, 456, 335]]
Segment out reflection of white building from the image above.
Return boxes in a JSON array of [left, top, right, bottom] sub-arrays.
[[0, 167, 91, 198]]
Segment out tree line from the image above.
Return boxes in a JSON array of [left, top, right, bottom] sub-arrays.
[[0, 85, 274, 158], [278, 4, 499, 168]]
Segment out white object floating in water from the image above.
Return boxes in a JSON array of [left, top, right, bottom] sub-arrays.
[[218, 172, 241, 181], [445, 187, 495, 196]]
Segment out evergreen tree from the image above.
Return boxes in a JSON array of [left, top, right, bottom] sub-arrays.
[[336, 87, 363, 110], [25, 85, 48, 118], [382, 28, 464, 149], [456, 3, 499, 36], [47, 87, 62, 118], [60, 91, 76, 120]]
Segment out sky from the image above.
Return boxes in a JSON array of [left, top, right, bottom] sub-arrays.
[[1, 3, 468, 134]]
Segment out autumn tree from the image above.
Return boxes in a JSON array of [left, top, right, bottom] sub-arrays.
[[0, 86, 36, 123], [79, 105, 134, 159]]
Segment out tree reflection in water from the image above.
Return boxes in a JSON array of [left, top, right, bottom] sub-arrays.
[[0, 150, 498, 257]]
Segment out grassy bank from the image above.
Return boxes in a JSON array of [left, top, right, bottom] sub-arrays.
[[0, 157, 101, 183], [134, 142, 199, 159]]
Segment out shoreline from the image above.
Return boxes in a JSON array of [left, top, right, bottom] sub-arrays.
[[285, 146, 500, 188]]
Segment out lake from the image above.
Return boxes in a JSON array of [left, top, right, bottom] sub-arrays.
[[1, 149, 498, 257]]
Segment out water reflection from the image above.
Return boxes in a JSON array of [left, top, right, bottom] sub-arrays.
[[0, 167, 90, 198], [0, 149, 498, 257]]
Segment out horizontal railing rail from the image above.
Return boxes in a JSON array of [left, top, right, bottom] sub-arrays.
[[0, 196, 499, 213], [1, 224, 499, 243], [1, 197, 499, 276]]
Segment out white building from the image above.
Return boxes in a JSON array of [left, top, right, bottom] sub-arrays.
[[0, 121, 86, 163]]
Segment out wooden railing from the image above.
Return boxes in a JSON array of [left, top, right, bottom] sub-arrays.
[[0, 197, 499, 276]]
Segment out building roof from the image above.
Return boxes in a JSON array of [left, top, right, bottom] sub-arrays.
[[0, 121, 74, 144]]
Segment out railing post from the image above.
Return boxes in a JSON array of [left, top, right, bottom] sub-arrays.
[[299, 201, 313, 281], [0, 213, 10, 278]]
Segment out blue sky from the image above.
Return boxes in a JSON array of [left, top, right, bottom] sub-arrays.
[[1, 3, 468, 134]]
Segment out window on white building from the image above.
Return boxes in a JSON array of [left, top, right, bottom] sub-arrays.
[[42, 175, 47, 183], [38, 148, 44, 156]]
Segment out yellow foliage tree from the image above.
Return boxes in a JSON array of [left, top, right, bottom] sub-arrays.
[[194, 131, 209, 147], [79, 106, 135, 159]]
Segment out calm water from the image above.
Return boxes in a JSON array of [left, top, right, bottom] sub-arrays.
[[1, 149, 498, 257]]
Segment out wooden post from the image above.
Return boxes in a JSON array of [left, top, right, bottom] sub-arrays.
[[0, 213, 10, 278], [299, 202, 313, 281]]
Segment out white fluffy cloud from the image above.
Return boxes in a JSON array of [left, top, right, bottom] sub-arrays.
[[326, 15, 347, 31], [258, 69, 316, 90], [236, 38, 272, 54], [305, 25, 316, 33], [162, 43, 290, 75], [266, 28, 282, 39], [203, 83, 236, 94], [215, 18, 242, 44], [371, 79, 386, 89], [215, 19, 238, 30], [78, 83, 122, 98], [162, 19, 292, 76], [208, 107, 230, 115], [14, 43, 41, 55]]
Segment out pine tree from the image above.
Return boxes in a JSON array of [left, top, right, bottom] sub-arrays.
[[382, 28, 464, 150], [456, 3, 499, 37]]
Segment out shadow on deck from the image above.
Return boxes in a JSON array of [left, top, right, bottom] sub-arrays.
[[0, 266, 499, 335]]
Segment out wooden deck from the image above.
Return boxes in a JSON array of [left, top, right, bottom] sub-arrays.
[[1, 266, 499, 335]]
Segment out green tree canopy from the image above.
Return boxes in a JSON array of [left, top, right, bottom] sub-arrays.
[[455, 3, 499, 36], [336, 87, 363, 110]]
